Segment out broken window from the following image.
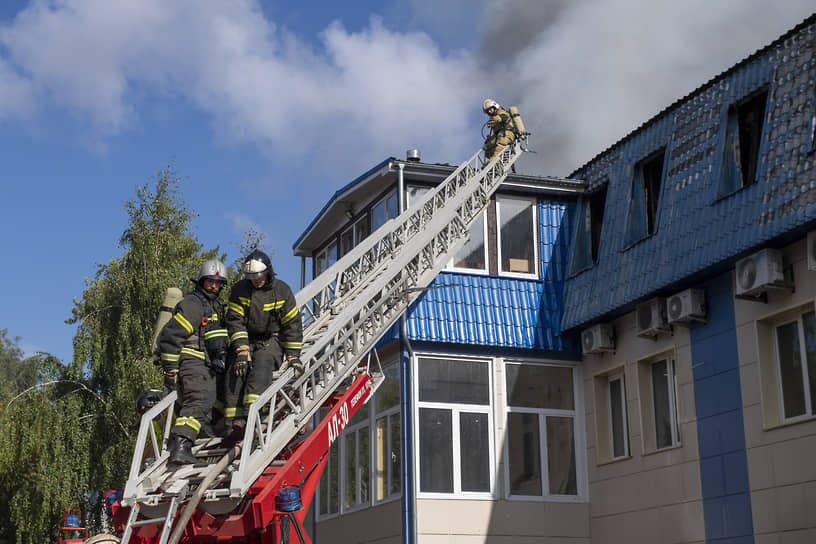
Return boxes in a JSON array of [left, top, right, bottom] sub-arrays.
[[624, 148, 665, 247], [569, 182, 608, 275], [718, 89, 768, 197]]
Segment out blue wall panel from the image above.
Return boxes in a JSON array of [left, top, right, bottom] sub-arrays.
[[690, 273, 754, 543], [382, 200, 578, 353]]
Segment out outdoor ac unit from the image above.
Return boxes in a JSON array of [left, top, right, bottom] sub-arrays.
[[581, 323, 615, 354], [636, 298, 670, 338], [807, 231, 816, 271], [667, 288, 707, 325], [735, 248, 788, 296]]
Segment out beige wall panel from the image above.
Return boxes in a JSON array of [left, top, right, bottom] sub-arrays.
[[739, 360, 762, 408], [315, 500, 401, 544], [416, 499, 589, 539], [743, 403, 816, 449], [752, 481, 816, 536]]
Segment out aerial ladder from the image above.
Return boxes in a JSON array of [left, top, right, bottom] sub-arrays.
[[112, 139, 527, 544]]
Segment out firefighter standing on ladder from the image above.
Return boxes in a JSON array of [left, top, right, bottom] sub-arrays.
[[158, 259, 229, 465], [482, 98, 516, 161], [221, 250, 304, 432]]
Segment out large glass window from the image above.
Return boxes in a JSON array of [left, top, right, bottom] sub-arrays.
[[343, 403, 370, 511], [417, 356, 493, 496], [774, 311, 816, 421], [314, 240, 338, 277], [372, 190, 399, 232], [497, 196, 537, 277], [317, 362, 401, 519], [340, 215, 370, 257], [504, 362, 579, 499], [375, 363, 401, 502]]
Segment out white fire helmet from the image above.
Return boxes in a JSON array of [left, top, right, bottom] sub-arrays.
[[483, 98, 499, 113]]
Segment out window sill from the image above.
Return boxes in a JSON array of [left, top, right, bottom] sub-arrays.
[[505, 494, 587, 503], [620, 232, 655, 253], [641, 443, 682, 457], [596, 454, 632, 467], [762, 413, 816, 431]]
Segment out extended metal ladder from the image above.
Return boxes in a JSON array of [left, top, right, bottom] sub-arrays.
[[119, 141, 527, 543]]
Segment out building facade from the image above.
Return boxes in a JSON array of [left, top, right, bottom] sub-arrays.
[[292, 14, 816, 544]]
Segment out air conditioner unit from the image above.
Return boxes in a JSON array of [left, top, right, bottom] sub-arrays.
[[667, 288, 707, 325], [636, 298, 670, 338], [735, 248, 788, 297], [581, 323, 615, 354], [807, 231, 816, 271]]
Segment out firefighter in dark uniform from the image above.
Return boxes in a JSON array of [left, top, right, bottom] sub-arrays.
[[223, 250, 303, 431], [158, 259, 229, 465], [482, 98, 516, 161]]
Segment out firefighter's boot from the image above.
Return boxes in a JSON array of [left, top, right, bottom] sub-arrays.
[[168, 435, 198, 465]]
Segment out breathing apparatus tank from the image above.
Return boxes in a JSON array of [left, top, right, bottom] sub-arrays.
[[509, 106, 527, 136], [151, 287, 183, 355]]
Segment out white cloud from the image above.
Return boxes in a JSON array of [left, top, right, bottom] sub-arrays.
[[0, 0, 486, 178]]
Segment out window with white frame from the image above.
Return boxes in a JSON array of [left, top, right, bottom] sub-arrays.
[[504, 362, 579, 498], [340, 215, 370, 257], [315, 239, 338, 277], [374, 363, 401, 502], [608, 373, 629, 459], [637, 355, 680, 452], [450, 211, 487, 272], [343, 403, 370, 511], [497, 195, 537, 277], [371, 190, 399, 232], [592, 368, 630, 464], [756, 303, 816, 427], [318, 410, 340, 517], [416, 356, 493, 496], [316, 362, 401, 519]]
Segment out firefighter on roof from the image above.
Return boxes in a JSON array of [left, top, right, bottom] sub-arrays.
[[223, 250, 303, 432], [158, 259, 229, 465], [482, 98, 516, 161]]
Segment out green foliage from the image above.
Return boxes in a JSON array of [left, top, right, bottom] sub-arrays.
[[0, 165, 243, 543], [62, 165, 220, 534], [0, 347, 90, 544]]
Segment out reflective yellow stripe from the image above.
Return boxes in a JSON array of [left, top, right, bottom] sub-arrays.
[[230, 331, 249, 343], [161, 353, 180, 362], [243, 394, 259, 405], [175, 416, 201, 432], [263, 300, 285, 312], [228, 302, 245, 317], [204, 328, 228, 340], [223, 406, 238, 417], [180, 347, 206, 360], [211, 312, 219, 320], [173, 313, 194, 334], [280, 306, 299, 324], [282, 341, 302, 350], [239, 297, 251, 308]]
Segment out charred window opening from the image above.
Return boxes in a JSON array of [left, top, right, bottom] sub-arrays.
[[719, 88, 768, 196], [641, 150, 665, 235], [588, 184, 607, 263], [624, 147, 666, 248]]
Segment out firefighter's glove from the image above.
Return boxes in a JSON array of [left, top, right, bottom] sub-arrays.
[[234, 345, 252, 377], [163, 368, 178, 391], [487, 118, 500, 129], [287, 356, 304, 379], [209, 358, 226, 375]]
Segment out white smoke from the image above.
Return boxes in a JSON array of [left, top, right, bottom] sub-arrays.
[[477, 0, 816, 176]]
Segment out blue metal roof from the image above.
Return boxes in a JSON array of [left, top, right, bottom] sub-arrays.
[[380, 201, 578, 352], [562, 17, 816, 330]]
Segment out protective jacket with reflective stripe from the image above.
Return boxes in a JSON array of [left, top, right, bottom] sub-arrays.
[[226, 278, 303, 357], [157, 287, 227, 370]]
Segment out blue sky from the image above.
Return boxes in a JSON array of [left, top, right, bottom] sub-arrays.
[[1, 0, 813, 363]]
